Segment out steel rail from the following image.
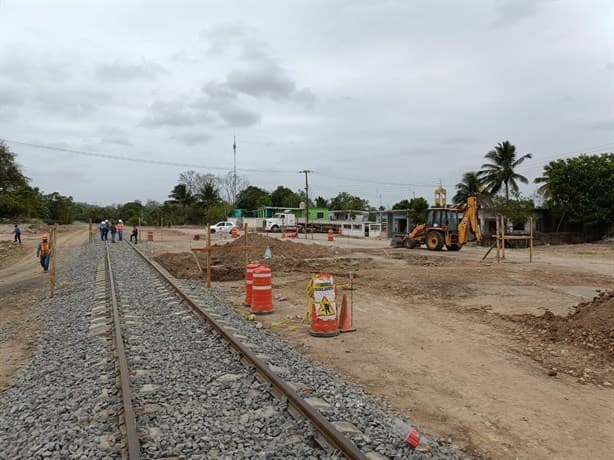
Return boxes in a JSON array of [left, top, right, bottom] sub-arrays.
[[106, 244, 141, 459], [127, 242, 367, 460]]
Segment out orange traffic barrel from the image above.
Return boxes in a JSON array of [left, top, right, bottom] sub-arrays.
[[244, 263, 260, 306], [309, 273, 339, 337], [251, 266, 273, 314], [147, 231, 154, 241], [327, 229, 334, 241], [231, 227, 239, 238], [193, 234, 200, 240]]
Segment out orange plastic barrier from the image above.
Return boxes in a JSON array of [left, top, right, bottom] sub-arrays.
[[327, 229, 334, 241], [308, 273, 339, 337], [251, 266, 273, 314], [338, 293, 356, 332], [286, 232, 297, 238], [147, 231, 154, 241], [244, 263, 260, 306], [193, 234, 200, 240], [231, 227, 239, 238]]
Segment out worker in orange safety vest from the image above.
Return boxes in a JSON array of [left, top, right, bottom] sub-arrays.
[[36, 234, 51, 272]]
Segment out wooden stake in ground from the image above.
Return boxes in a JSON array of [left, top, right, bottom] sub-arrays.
[[529, 217, 533, 263], [206, 223, 211, 288], [496, 215, 501, 263], [50, 226, 57, 298], [138, 216, 142, 242], [244, 223, 248, 267], [88, 219, 93, 243], [501, 215, 506, 260]]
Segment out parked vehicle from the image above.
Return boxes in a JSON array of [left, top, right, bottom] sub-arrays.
[[210, 221, 236, 233], [264, 212, 297, 232]]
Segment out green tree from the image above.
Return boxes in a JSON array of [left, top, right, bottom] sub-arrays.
[[490, 194, 535, 228], [392, 199, 411, 210], [0, 141, 28, 193], [535, 153, 614, 225], [453, 171, 487, 205], [329, 192, 369, 210], [315, 196, 328, 208], [44, 192, 75, 224], [407, 197, 429, 224], [236, 186, 272, 210], [117, 201, 144, 224], [478, 141, 532, 200], [168, 183, 195, 224], [271, 186, 301, 208]]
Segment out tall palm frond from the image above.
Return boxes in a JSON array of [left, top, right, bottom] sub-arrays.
[[478, 140, 532, 200]]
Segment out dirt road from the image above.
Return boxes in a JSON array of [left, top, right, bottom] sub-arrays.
[[0, 224, 89, 391]]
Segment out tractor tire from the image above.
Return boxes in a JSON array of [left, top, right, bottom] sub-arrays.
[[390, 236, 404, 248], [425, 231, 444, 251], [271, 225, 280, 233], [405, 237, 418, 249], [446, 244, 462, 251]]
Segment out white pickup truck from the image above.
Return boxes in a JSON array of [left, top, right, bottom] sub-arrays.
[[263, 213, 297, 232]]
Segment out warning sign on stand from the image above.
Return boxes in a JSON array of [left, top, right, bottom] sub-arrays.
[[318, 296, 335, 317]]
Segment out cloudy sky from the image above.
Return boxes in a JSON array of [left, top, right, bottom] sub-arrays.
[[1, 0, 613, 208]]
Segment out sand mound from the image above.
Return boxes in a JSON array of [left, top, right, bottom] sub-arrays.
[[155, 233, 352, 282], [540, 290, 614, 357]]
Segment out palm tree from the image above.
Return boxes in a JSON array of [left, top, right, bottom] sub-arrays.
[[453, 171, 487, 205], [168, 183, 195, 223], [534, 160, 561, 201], [478, 141, 532, 201]]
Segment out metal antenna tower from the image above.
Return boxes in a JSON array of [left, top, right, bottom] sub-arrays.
[[233, 136, 237, 204]]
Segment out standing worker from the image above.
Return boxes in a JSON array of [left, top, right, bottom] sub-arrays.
[[99, 220, 105, 241], [12, 224, 22, 243], [130, 224, 138, 244], [36, 234, 51, 272], [110, 220, 117, 243], [117, 219, 124, 241]]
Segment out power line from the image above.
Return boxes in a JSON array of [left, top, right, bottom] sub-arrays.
[[2, 138, 300, 175]]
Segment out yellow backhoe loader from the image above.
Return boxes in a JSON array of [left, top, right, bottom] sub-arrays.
[[391, 196, 482, 251]]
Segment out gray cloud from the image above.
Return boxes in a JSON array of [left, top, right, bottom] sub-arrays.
[[141, 99, 210, 127], [201, 24, 315, 108], [189, 82, 261, 128], [36, 86, 114, 116], [173, 131, 211, 146], [96, 59, 167, 81], [0, 48, 70, 83], [492, 0, 543, 27], [591, 120, 614, 131], [200, 23, 254, 56], [441, 136, 476, 145], [99, 126, 134, 147]]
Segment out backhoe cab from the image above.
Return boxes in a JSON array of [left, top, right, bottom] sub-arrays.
[[396, 196, 482, 251]]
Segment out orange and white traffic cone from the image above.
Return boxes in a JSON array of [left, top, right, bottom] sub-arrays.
[[338, 293, 356, 332]]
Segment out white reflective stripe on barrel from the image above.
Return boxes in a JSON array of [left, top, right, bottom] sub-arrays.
[[252, 285, 272, 291], [253, 273, 271, 278]]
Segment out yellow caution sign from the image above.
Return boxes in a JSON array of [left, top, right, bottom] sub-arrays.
[[318, 296, 334, 316]]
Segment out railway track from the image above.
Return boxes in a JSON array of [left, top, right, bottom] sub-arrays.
[[0, 240, 459, 459], [104, 241, 368, 458]]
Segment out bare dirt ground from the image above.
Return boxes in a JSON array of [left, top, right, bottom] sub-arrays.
[[2, 225, 612, 459], [0, 223, 88, 392]]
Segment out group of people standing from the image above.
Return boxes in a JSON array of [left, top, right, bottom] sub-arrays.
[[99, 219, 138, 243]]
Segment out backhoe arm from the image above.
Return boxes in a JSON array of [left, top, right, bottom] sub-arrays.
[[458, 196, 481, 244]]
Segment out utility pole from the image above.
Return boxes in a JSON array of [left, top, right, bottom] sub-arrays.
[[233, 136, 237, 205], [300, 170, 312, 239]]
